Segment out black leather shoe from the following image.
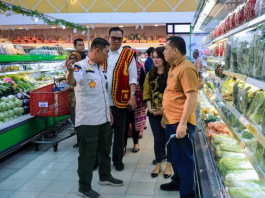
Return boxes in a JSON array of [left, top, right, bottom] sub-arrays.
[[114, 163, 124, 171], [151, 170, 161, 178], [180, 194, 196, 198], [133, 148, 140, 153], [93, 163, 99, 170], [73, 143, 79, 148], [160, 181, 180, 191], [163, 174, 172, 179]]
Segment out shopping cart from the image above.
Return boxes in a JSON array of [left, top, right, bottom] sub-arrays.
[[30, 82, 75, 152]]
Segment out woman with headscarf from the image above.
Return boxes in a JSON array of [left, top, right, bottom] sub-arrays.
[[124, 48, 147, 153]]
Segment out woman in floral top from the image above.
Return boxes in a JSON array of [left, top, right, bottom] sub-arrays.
[[143, 47, 172, 179]]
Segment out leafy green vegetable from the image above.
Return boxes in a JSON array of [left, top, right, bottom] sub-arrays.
[[261, 108, 265, 133], [0, 102, 7, 111], [7, 95, 15, 102], [247, 139, 258, 153], [242, 129, 254, 139], [254, 142, 264, 161], [247, 91, 265, 117], [219, 143, 243, 153], [229, 180, 264, 188], [15, 99, 23, 107], [229, 187, 265, 198], [229, 113, 238, 127], [225, 170, 258, 184], [212, 135, 237, 144], [220, 158, 253, 170], [0, 97, 8, 103], [215, 146, 245, 161], [254, 24, 265, 79]]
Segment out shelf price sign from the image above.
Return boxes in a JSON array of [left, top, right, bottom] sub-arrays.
[[166, 23, 191, 34]]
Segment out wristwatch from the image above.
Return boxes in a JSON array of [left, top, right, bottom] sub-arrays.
[[131, 92, 136, 96]]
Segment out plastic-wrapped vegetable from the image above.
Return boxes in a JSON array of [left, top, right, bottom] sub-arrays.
[[215, 146, 245, 161], [247, 139, 258, 153], [239, 86, 257, 114], [237, 121, 246, 131], [228, 112, 238, 127], [255, 0, 261, 17], [247, 91, 265, 117], [261, 108, 265, 133], [254, 24, 265, 79], [231, 36, 238, 72], [236, 4, 245, 27], [219, 143, 243, 153], [229, 180, 264, 188], [241, 129, 253, 139], [229, 187, 265, 198], [212, 134, 237, 144], [225, 170, 258, 184], [225, 38, 231, 70], [248, 33, 256, 77], [254, 142, 264, 161], [233, 81, 245, 110]]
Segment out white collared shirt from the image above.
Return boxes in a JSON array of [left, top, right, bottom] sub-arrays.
[[73, 56, 110, 127], [107, 46, 137, 106]]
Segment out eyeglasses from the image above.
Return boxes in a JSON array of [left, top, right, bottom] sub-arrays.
[[111, 36, 123, 42]]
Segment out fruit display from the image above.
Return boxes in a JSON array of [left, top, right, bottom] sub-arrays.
[[0, 43, 25, 55]]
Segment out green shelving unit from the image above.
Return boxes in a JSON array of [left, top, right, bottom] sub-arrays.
[[0, 55, 65, 62]]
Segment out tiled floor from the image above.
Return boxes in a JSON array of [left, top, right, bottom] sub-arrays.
[[0, 120, 180, 198]]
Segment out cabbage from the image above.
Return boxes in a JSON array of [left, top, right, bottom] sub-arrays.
[[9, 101, 16, 109], [220, 143, 243, 153], [1, 97, 8, 103], [13, 115, 18, 119], [0, 103, 7, 111], [13, 108, 20, 115], [6, 103, 11, 110], [216, 146, 245, 160], [212, 135, 237, 144], [220, 158, 253, 170], [225, 170, 259, 184], [7, 95, 16, 102], [0, 112, 4, 121], [229, 187, 265, 198], [3, 118, 9, 122], [229, 180, 264, 188], [8, 110, 14, 117], [15, 99, 23, 107], [18, 107, 24, 114], [3, 111, 10, 118]]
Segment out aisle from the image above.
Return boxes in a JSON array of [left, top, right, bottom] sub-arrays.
[[0, 121, 179, 198]]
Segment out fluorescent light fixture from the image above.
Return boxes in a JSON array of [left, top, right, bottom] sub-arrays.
[[18, 28, 23, 29], [154, 24, 159, 27], [196, 0, 216, 30], [119, 25, 124, 27], [81, 31, 86, 35], [135, 24, 139, 29], [5, 10, 13, 17], [141, 25, 144, 29], [51, 27, 56, 29], [31, 17, 38, 22], [73, 28, 77, 33], [91, 24, 95, 29], [10, 25, 14, 31]]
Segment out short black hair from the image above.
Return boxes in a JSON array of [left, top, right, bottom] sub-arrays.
[[146, 47, 155, 56], [167, 36, 186, 55], [74, 38, 84, 47], [91, 38, 110, 51], [123, 46, 131, 49], [109, 27, 123, 35]]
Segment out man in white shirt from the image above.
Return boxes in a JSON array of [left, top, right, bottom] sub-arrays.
[[66, 38, 123, 198], [105, 27, 137, 171]]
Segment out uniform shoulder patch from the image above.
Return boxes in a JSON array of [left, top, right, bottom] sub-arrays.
[[74, 64, 81, 72]]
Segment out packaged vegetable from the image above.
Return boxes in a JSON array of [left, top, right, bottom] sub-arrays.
[[247, 139, 258, 153], [238, 86, 257, 114], [228, 112, 238, 127], [246, 91, 265, 117], [233, 80, 245, 111], [219, 143, 243, 153], [212, 135, 237, 144], [229, 187, 265, 198], [254, 142, 264, 161], [220, 157, 253, 170], [237, 121, 246, 131], [225, 170, 258, 184], [231, 36, 239, 72], [215, 146, 245, 161], [225, 39, 231, 70], [261, 108, 265, 132], [254, 24, 265, 79], [241, 129, 253, 139]]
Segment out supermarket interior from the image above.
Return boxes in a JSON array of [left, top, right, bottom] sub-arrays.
[[1, 0, 265, 198]]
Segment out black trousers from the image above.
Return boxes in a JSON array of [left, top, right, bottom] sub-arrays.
[[124, 110, 140, 148], [111, 106, 127, 165]]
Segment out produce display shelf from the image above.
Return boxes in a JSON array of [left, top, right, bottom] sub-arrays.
[[225, 102, 265, 149], [0, 55, 66, 63], [205, 66, 215, 71], [223, 70, 247, 81], [0, 69, 56, 76], [205, 14, 265, 47], [213, 57, 224, 62], [201, 90, 265, 183], [214, 76, 224, 84], [204, 56, 213, 59], [202, 42, 213, 48], [213, 89, 222, 99]]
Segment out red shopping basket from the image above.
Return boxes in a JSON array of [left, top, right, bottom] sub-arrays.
[[30, 84, 70, 117]]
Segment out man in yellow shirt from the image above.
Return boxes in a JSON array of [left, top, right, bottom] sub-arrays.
[[161, 36, 199, 198]]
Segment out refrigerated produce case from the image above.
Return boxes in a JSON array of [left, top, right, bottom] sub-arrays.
[[192, 0, 265, 197]]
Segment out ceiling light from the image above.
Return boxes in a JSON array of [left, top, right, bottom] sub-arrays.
[[82, 31, 86, 35], [60, 24, 66, 29], [73, 28, 77, 33], [31, 17, 38, 22], [5, 10, 13, 17], [119, 25, 124, 28], [141, 25, 144, 29], [154, 24, 159, 27], [135, 24, 139, 29], [18, 28, 23, 29], [10, 25, 14, 31], [91, 24, 95, 30], [51, 27, 56, 29]]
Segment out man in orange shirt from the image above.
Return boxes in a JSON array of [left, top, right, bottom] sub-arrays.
[[160, 36, 199, 198]]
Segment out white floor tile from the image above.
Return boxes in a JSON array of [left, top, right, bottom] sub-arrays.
[[37, 192, 68, 198], [8, 170, 39, 180], [0, 191, 14, 198], [21, 162, 50, 170], [0, 179, 28, 191], [0, 169, 18, 179], [33, 170, 63, 180], [139, 156, 155, 164], [8, 191, 41, 198], [99, 194, 124, 198], [0, 160, 29, 169], [154, 183, 180, 197], [43, 162, 71, 171], [18, 179, 53, 192], [135, 163, 156, 173], [124, 195, 152, 198], [65, 162, 78, 171], [112, 163, 137, 173], [33, 155, 57, 163], [99, 182, 129, 195], [44, 180, 77, 193], [126, 182, 155, 196], [56, 170, 79, 181], [131, 172, 157, 183], [71, 182, 101, 193], [111, 171, 133, 182]]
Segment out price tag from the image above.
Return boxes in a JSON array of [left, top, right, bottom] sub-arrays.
[[38, 102, 48, 107]]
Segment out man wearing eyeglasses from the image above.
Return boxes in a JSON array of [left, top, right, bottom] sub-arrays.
[[104, 27, 137, 171]]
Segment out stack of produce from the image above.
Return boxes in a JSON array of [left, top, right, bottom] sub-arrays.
[[220, 77, 235, 101], [0, 95, 24, 124], [207, 122, 231, 142]]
